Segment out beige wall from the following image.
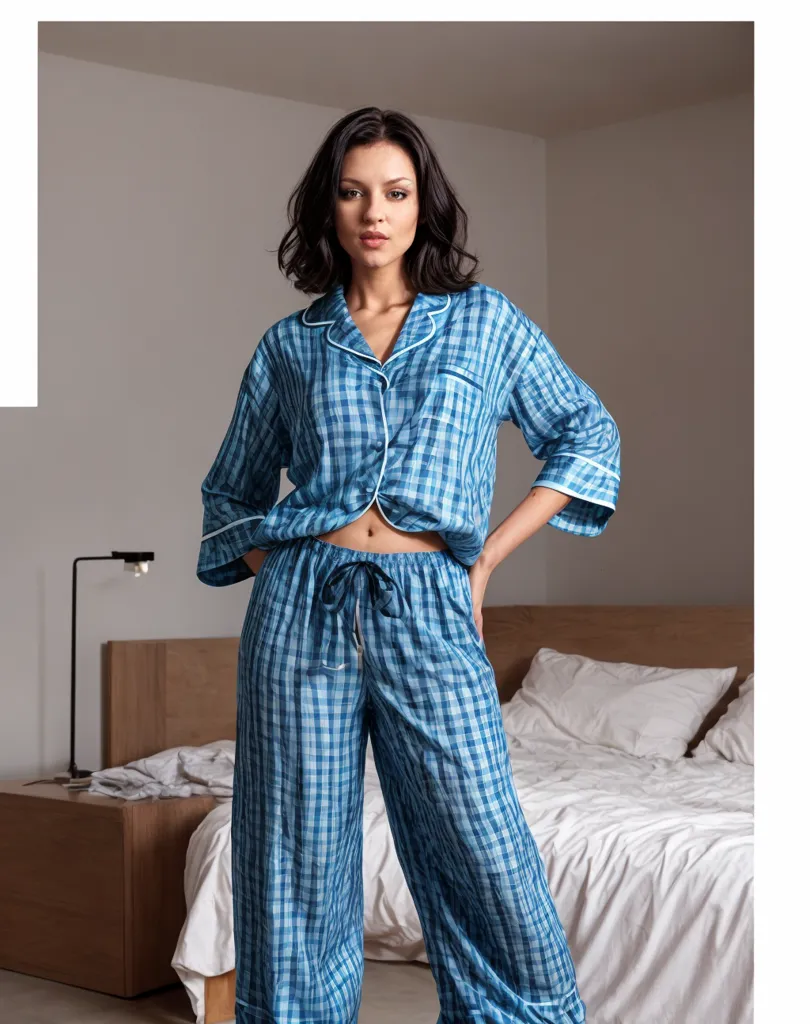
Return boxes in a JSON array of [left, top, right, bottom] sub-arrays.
[[9, 53, 545, 777], [541, 92, 753, 604], [3, 54, 750, 778]]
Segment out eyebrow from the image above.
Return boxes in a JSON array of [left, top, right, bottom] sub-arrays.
[[339, 176, 413, 185]]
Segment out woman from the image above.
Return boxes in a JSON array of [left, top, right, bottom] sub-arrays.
[[197, 107, 620, 1024]]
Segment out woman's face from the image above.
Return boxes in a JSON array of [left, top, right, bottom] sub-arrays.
[[334, 141, 420, 276]]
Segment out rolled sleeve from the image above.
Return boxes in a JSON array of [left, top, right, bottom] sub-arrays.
[[505, 303, 621, 537], [197, 337, 289, 586]]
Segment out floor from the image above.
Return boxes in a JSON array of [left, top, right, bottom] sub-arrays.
[[0, 960, 440, 1023]]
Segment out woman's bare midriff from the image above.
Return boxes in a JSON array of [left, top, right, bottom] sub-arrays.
[[315, 501, 448, 554]]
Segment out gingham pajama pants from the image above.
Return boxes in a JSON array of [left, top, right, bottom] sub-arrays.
[[233, 534, 586, 1024]]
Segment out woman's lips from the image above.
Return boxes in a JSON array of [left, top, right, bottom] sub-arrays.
[[360, 237, 388, 247]]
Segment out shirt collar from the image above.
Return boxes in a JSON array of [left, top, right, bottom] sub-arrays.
[[301, 282, 453, 365]]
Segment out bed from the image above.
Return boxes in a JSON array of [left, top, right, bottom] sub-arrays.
[[103, 604, 753, 1024]]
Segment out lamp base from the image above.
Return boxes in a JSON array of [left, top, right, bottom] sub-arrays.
[[53, 769, 93, 783]]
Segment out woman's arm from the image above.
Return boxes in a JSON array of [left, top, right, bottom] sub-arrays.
[[196, 333, 290, 588], [242, 547, 268, 575], [467, 487, 572, 639], [464, 297, 621, 640]]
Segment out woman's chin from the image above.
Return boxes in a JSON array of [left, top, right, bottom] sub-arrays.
[[354, 249, 395, 267]]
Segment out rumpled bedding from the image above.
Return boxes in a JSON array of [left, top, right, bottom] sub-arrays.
[[88, 740, 235, 801]]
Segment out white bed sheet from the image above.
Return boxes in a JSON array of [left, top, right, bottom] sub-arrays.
[[172, 735, 752, 1024]]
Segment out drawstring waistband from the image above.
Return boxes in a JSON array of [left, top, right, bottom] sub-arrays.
[[318, 559, 406, 619]]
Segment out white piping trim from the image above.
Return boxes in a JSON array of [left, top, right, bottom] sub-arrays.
[[530, 480, 616, 512], [374, 500, 400, 530], [323, 333, 388, 374], [371, 410, 402, 530], [383, 293, 451, 365], [524, 980, 581, 1009], [201, 515, 265, 542], [545, 451, 621, 481], [303, 294, 451, 368], [368, 378, 391, 507], [359, 374, 395, 521]]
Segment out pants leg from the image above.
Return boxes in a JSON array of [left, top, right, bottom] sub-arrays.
[[233, 539, 370, 1023], [234, 533, 586, 1024], [355, 546, 587, 1024]]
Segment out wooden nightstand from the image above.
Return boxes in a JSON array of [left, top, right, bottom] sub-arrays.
[[0, 778, 218, 997]]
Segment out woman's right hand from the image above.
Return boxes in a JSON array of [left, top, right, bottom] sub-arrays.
[[242, 547, 268, 575]]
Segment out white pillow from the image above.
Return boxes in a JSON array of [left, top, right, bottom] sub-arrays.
[[691, 673, 754, 764], [500, 647, 738, 760]]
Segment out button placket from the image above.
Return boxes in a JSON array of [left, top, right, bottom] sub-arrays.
[[368, 372, 390, 497]]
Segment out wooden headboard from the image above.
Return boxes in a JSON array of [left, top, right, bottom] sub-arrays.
[[102, 604, 752, 769]]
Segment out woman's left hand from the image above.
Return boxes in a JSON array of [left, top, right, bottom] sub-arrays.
[[467, 559, 492, 642]]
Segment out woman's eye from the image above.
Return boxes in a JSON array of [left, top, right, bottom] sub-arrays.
[[338, 189, 409, 200]]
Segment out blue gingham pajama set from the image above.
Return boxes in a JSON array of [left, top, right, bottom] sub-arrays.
[[196, 282, 621, 1024]]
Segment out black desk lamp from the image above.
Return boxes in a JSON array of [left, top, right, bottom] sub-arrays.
[[66, 550, 155, 780]]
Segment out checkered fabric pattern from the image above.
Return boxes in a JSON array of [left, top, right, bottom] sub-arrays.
[[196, 281, 620, 587], [233, 534, 587, 1023]]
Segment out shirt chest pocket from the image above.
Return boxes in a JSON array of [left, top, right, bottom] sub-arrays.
[[411, 367, 485, 456]]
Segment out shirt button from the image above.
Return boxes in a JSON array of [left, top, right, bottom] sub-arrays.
[[374, 441, 384, 452]]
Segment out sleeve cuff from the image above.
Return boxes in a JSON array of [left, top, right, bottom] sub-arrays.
[[531, 453, 619, 537], [196, 515, 266, 587]]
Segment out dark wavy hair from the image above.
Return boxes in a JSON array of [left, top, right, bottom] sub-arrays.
[[273, 107, 481, 297]]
